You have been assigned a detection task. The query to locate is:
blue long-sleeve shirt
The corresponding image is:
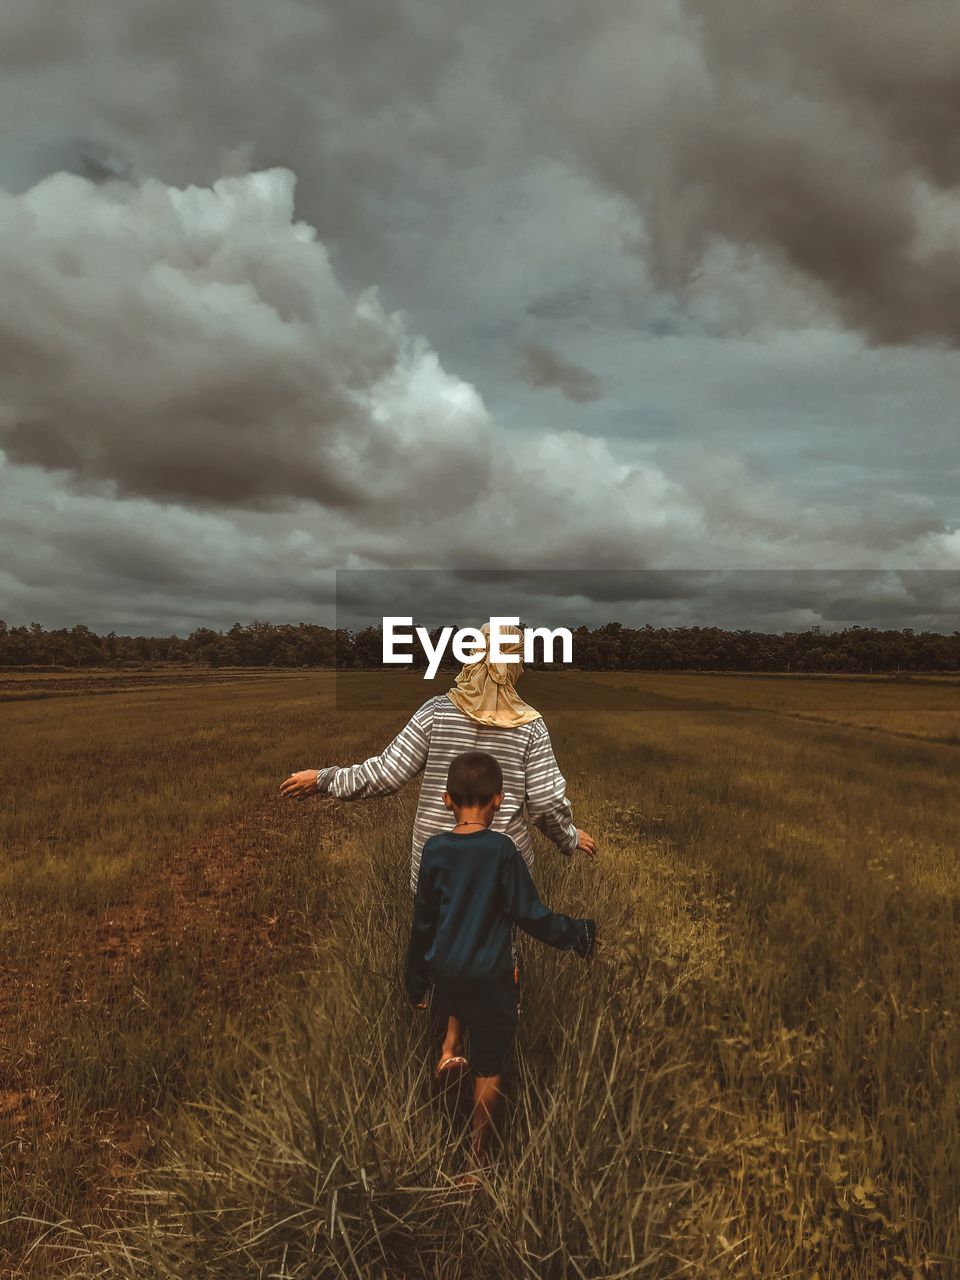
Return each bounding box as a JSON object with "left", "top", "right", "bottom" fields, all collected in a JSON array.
[{"left": 405, "top": 828, "right": 595, "bottom": 1004}]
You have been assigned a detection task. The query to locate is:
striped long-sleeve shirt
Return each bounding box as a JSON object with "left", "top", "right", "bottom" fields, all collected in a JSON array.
[{"left": 316, "top": 694, "right": 579, "bottom": 890}]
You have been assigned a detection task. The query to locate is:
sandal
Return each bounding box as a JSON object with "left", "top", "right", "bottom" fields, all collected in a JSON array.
[{"left": 435, "top": 1054, "right": 470, "bottom": 1085}]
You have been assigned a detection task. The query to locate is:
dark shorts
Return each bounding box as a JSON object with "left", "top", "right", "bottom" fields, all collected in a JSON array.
[{"left": 433, "top": 977, "right": 519, "bottom": 1078}]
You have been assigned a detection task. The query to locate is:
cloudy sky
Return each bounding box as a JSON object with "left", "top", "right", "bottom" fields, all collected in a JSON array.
[{"left": 1, "top": 0, "right": 959, "bottom": 634}]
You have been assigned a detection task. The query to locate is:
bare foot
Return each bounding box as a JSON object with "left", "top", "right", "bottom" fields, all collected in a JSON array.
[{"left": 456, "top": 1159, "right": 492, "bottom": 1190}]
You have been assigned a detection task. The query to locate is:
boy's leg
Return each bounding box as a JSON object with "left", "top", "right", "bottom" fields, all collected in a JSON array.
[
  {"left": 457, "top": 1002, "right": 514, "bottom": 1182},
  {"left": 440, "top": 1015, "right": 464, "bottom": 1062},
  {"left": 469, "top": 1074, "right": 502, "bottom": 1164},
  {"left": 432, "top": 988, "right": 468, "bottom": 1084}
]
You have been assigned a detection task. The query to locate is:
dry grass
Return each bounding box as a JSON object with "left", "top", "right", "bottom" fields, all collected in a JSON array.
[
  {"left": 2, "top": 670, "right": 959, "bottom": 1277},
  {"left": 578, "top": 670, "right": 960, "bottom": 744}
]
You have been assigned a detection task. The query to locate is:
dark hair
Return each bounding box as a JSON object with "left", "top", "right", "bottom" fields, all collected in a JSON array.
[{"left": 446, "top": 751, "right": 503, "bottom": 807}]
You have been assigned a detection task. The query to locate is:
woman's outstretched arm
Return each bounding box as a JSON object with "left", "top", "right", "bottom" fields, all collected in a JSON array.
[
  {"left": 524, "top": 720, "right": 596, "bottom": 856},
  {"left": 280, "top": 698, "right": 436, "bottom": 801}
]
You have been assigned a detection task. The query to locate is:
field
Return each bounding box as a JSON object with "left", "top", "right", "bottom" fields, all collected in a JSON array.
[{"left": 2, "top": 668, "right": 959, "bottom": 1278}]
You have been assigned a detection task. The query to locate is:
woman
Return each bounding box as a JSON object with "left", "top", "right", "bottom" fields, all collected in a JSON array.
[{"left": 279, "top": 623, "right": 597, "bottom": 890}]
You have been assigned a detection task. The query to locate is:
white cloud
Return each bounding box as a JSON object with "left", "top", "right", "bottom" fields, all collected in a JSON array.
[{"left": 0, "top": 168, "right": 490, "bottom": 515}]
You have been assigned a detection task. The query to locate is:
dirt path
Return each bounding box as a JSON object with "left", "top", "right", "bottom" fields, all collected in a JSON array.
[{"left": 0, "top": 801, "right": 335, "bottom": 1277}]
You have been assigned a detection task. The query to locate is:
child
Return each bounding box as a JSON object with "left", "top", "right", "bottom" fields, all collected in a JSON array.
[{"left": 405, "top": 750, "right": 598, "bottom": 1183}]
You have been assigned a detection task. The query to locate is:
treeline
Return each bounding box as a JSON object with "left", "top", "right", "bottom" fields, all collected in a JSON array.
[
  {"left": 0, "top": 621, "right": 337, "bottom": 669},
  {"left": 2, "top": 618, "right": 959, "bottom": 673}
]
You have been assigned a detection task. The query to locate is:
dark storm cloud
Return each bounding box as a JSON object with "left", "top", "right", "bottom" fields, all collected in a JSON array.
[
  {"left": 335, "top": 569, "right": 701, "bottom": 630},
  {"left": 4, "top": 0, "right": 960, "bottom": 348},
  {"left": 444, "top": 569, "right": 708, "bottom": 605},
  {"left": 0, "top": 0, "right": 957, "bottom": 636},
  {"left": 4, "top": 454, "right": 959, "bottom": 634},
  {"left": 517, "top": 343, "right": 602, "bottom": 403},
  {"left": 333, "top": 569, "right": 960, "bottom": 635},
  {"left": 0, "top": 464, "right": 341, "bottom": 633},
  {"left": 546, "top": 0, "right": 960, "bottom": 346},
  {"left": 690, "top": 1, "right": 960, "bottom": 187}
]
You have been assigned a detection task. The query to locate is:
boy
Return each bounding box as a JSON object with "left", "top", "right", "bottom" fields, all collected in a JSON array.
[{"left": 405, "top": 751, "right": 597, "bottom": 1182}]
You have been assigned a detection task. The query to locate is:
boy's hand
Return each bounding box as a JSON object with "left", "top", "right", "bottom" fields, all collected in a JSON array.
[
  {"left": 576, "top": 828, "right": 597, "bottom": 857},
  {"left": 280, "top": 770, "right": 320, "bottom": 800},
  {"left": 414, "top": 998, "right": 429, "bottom": 1010}
]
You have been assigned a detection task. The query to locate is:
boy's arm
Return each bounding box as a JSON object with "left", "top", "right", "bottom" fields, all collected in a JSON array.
[
  {"left": 523, "top": 722, "right": 580, "bottom": 855},
  {"left": 500, "top": 842, "right": 596, "bottom": 957},
  {"left": 404, "top": 858, "right": 437, "bottom": 1004},
  {"left": 315, "top": 699, "right": 435, "bottom": 800}
]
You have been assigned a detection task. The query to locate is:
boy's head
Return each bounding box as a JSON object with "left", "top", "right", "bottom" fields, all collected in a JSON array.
[{"left": 443, "top": 751, "right": 503, "bottom": 822}]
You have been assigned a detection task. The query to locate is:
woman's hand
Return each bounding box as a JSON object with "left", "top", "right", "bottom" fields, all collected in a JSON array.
[
  {"left": 576, "top": 828, "right": 597, "bottom": 857},
  {"left": 279, "top": 770, "right": 320, "bottom": 800}
]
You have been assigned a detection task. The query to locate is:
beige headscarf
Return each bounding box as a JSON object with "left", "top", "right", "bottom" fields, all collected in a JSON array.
[{"left": 446, "top": 622, "right": 542, "bottom": 728}]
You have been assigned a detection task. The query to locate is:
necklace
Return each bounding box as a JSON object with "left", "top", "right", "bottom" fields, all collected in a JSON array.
[{"left": 453, "top": 821, "right": 487, "bottom": 830}]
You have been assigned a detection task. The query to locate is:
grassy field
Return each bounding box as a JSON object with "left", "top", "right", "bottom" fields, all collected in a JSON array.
[
  {"left": 2, "top": 669, "right": 959, "bottom": 1277},
  {"left": 578, "top": 671, "right": 960, "bottom": 745}
]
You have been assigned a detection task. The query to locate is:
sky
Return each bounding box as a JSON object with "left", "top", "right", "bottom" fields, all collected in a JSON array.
[{"left": 1, "top": 0, "right": 959, "bottom": 635}]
